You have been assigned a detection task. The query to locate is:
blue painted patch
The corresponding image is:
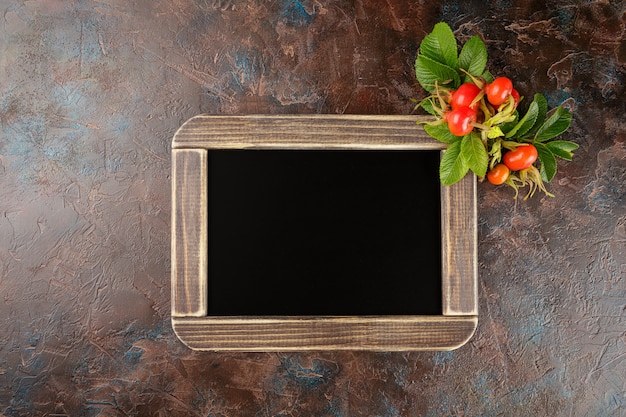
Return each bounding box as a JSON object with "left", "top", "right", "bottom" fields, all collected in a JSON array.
[
  {"left": 42, "top": 139, "right": 73, "bottom": 163},
  {"left": 44, "top": 17, "right": 103, "bottom": 68},
  {"left": 380, "top": 395, "right": 403, "bottom": 417},
  {"left": 145, "top": 322, "right": 170, "bottom": 341},
  {"left": 499, "top": 371, "right": 574, "bottom": 413},
  {"left": 474, "top": 370, "right": 495, "bottom": 395},
  {"left": 24, "top": 331, "right": 41, "bottom": 346},
  {"left": 497, "top": 0, "right": 513, "bottom": 9},
  {"left": 281, "top": 0, "right": 314, "bottom": 26},
  {"left": 122, "top": 319, "right": 169, "bottom": 341},
  {"left": 0, "top": 113, "right": 46, "bottom": 184},
  {"left": 7, "top": 376, "right": 35, "bottom": 414},
  {"left": 79, "top": 19, "right": 104, "bottom": 65},
  {"left": 433, "top": 350, "right": 454, "bottom": 367},
  {"left": 26, "top": 354, "right": 48, "bottom": 373},
  {"left": 394, "top": 369, "right": 409, "bottom": 389},
  {"left": 2, "top": 115, "right": 47, "bottom": 152},
  {"left": 51, "top": 81, "right": 94, "bottom": 121},
  {"left": 439, "top": 1, "right": 460, "bottom": 23},
  {"left": 83, "top": 404, "right": 105, "bottom": 417},
  {"left": 277, "top": 356, "right": 338, "bottom": 389},
  {"left": 592, "top": 60, "right": 623, "bottom": 101},
  {"left": 123, "top": 346, "right": 144, "bottom": 363},
  {"left": 556, "top": 7, "right": 576, "bottom": 31},
  {"left": 228, "top": 50, "right": 264, "bottom": 93},
  {"left": 234, "top": 53, "right": 259, "bottom": 83},
  {"left": 110, "top": 113, "right": 131, "bottom": 134},
  {"left": 541, "top": 89, "right": 573, "bottom": 109},
  {"left": 422, "top": 390, "right": 459, "bottom": 417},
  {"left": 327, "top": 396, "right": 343, "bottom": 417}
]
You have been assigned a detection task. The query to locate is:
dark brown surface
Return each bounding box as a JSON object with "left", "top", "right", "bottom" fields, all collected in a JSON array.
[{"left": 1, "top": 0, "right": 625, "bottom": 415}]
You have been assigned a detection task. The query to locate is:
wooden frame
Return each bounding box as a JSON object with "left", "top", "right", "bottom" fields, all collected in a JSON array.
[{"left": 171, "top": 115, "right": 477, "bottom": 351}]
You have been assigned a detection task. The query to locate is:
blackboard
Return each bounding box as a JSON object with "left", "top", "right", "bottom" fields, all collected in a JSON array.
[
  {"left": 171, "top": 115, "right": 478, "bottom": 351},
  {"left": 207, "top": 149, "right": 442, "bottom": 316}
]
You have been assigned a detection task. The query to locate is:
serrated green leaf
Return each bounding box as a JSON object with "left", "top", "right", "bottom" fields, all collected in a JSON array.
[
  {"left": 534, "top": 106, "right": 572, "bottom": 142},
  {"left": 458, "top": 35, "right": 487, "bottom": 77},
  {"left": 461, "top": 132, "right": 488, "bottom": 177},
  {"left": 545, "top": 140, "right": 579, "bottom": 160},
  {"left": 525, "top": 94, "right": 548, "bottom": 137},
  {"left": 424, "top": 123, "right": 461, "bottom": 143},
  {"left": 440, "top": 140, "right": 469, "bottom": 186},
  {"left": 535, "top": 142, "right": 557, "bottom": 182},
  {"left": 419, "top": 22, "right": 458, "bottom": 69},
  {"left": 415, "top": 54, "right": 461, "bottom": 92},
  {"left": 506, "top": 101, "right": 538, "bottom": 138}
]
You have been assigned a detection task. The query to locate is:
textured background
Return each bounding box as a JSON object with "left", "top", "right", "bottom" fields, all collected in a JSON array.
[{"left": 1, "top": 0, "right": 625, "bottom": 416}]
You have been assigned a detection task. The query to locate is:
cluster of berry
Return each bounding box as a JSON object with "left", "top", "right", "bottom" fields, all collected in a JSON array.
[{"left": 414, "top": 22, "right": 576, "bottom": 199}]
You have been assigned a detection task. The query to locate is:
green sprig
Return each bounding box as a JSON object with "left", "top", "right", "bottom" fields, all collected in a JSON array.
[{"left": 414, "top": 22, "right": 578, "bottom": 197}]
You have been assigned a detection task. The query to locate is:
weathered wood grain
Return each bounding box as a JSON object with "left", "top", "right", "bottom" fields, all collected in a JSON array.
[
  {"left": 172, "top": 149, "right": 208, "bottom": 317},
  {"left": 172, "top": 114, "right": 446, "bottom": 150},
  {"left": 171, "top": 114, "right": 477, "bottom": 351},
  {"left": 172, "top": 316, "right": 478, "bottom": 352},
  {"left": 441, "top": 172, "right": 478, "bottom": 316}
]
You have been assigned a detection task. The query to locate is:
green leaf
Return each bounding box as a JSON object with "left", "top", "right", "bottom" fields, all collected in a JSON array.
[
  {"left": 461, "top": 132, "right": 488, "bottom": 177},
  {"left": 424, "top": 123, "right": 461, "bottom": 143},
  {"left": 458, "top": 35, "right": 487, "bottom": 77},
  {"left": 421, "top": 97, "right": 439, "bottom": 115},
  {"left": 415, "top": 55, "right": 461, "bottom": 92},
  {"left": 545, "top": 140, "right": 579, "bottom": 160},
  {"left": 535, "top": 142, "right": 557, "bottom": 182},
  {"left": 481, "top": 69, "right": 494, "bottom": 84},
  {"left": 419, "top": 22, "right": 458, "bottom": 69},
  {"left": 525, "top": 94, "right": 548, "bottom": 137},
  {"left": 505, "top": 100, "right": 538, "bottom": 138},
  {"left": 534, "top": 106, "right": 572, "bottom": 142},
  {"left": 440, "top": 140, "right": 469, "bottom": 186}
]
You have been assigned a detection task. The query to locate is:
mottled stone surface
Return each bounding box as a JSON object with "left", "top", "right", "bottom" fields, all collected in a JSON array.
[{"left": 0, "top": 0, "right": 625, "bottom": 416}]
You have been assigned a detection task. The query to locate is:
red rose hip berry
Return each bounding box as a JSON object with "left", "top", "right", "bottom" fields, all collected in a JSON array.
[
  {"left": 487, "top": 164, "right": 510, "bottom": 185},
  {"left": 450, "top": 82, "right": 482, "bottom": 111},
  {"left": 503, "top": 144, "right": 538, "bottom": 171},
  {"left": 446, "top": 106, "right": 477, "bottom": 136},
  {"left": 511, "top": 88, "right": 520, "bottom": 106},
  {"left": 485, "top": 77, "right": 513, "bottom": 106}
]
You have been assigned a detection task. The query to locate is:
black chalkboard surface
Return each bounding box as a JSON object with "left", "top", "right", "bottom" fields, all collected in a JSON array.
[{"left": 207, "top": 150, "right": 442, "bottom": 316}]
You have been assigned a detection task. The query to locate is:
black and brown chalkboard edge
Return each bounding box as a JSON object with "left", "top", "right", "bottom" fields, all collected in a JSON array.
[{"left": 171, "top": 115, "right": 477, "bottom": 351}]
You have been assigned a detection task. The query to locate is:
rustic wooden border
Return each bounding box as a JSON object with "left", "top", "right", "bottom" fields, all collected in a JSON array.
[{"left": 172, "top": 115, "right": 477, "bottom": 351}]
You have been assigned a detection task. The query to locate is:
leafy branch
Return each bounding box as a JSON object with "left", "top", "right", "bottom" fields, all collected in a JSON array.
[{"left": 414, "top": 22, "right": 578, "bottom": 199}]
